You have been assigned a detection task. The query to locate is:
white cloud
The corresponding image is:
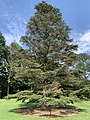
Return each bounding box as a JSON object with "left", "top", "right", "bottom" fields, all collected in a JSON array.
[
  {"left": 3, "top": 16, "right": 26, "bottom": 45},
  {"left": 0, "top": 0, "right": 28, "bottom": 45},
  {"left": 71, "top": 30, "right": 90, "bottom": 54},
  {"left": 4, "top": 33, "right": 21, "bottom": 45},
  {"left": 4, "top": 33, "right": 15, "bottom": 45}
]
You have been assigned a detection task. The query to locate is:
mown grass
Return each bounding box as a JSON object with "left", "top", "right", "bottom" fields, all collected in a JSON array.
[{"left": 0, "top": 99, "right": 90, "bottom": 120}]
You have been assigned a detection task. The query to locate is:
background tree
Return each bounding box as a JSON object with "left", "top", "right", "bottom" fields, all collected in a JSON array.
[
  {"left": 7, "top": 42, "right": 42, "bottom": 95},
  {"left": 74, "top": 53, "right": 90, "bottom": 80},
  {"left": 0, "top": 33, "right": 8, "bottom": 98}
]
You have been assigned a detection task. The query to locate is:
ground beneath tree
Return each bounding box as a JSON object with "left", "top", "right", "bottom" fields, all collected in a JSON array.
[{"left": 16, "top": 107, "right": 80, "bottom": 118}]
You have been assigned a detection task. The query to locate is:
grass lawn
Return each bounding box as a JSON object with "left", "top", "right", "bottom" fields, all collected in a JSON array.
[{"left": 0, "top": 99, "right": 90, "bottom": 120}]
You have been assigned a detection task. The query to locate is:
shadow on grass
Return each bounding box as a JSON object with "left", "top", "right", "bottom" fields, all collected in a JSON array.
[{"left": 8, "top": 102, "right": 87, "bottom": 118}]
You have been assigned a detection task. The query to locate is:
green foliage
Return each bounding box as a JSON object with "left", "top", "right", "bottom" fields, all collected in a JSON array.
[
  {"left": 17, "top": 1, "right": 79, "bottom": 107},
  {"left": 8, "top": 90, "right": 79, "bottom": 109},
  {"left": 75, "top": 53, "right": 90, "bottom": 80},
  {"left": 75, "top": 87, "right": 90, "bottom": 100},
  {"left": 21, "top": 1, "right": 78, "bottom": 69},
  {"left": 6, "top": 1, "right": 90, "bottom": 109},
  {"left": 0, "top": 33, "right": 9, "bottom": 98},
  {"left": 0, "top": 32, "right": 6, "bottom": 75}
]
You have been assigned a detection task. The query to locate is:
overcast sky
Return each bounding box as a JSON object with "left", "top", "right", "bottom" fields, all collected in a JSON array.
[{"left": 0, "top": 0, "right": 90, "bottom": 54}]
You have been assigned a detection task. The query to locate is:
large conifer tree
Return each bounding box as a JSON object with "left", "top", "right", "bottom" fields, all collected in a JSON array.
[
  {"left": 21, "top": 1, "right": 77, "bottom": 69},
  {"left": 18, "top": 1, "right": 78, "bottom": 108}
]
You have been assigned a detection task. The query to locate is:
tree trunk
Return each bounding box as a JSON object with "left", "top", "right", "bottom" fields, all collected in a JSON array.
[
  {"left": 43, "top": 87, "right": 47, "bottom": 98},
  {"left": 7, "top": 76, "right": 10, "bottom": 97}
]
